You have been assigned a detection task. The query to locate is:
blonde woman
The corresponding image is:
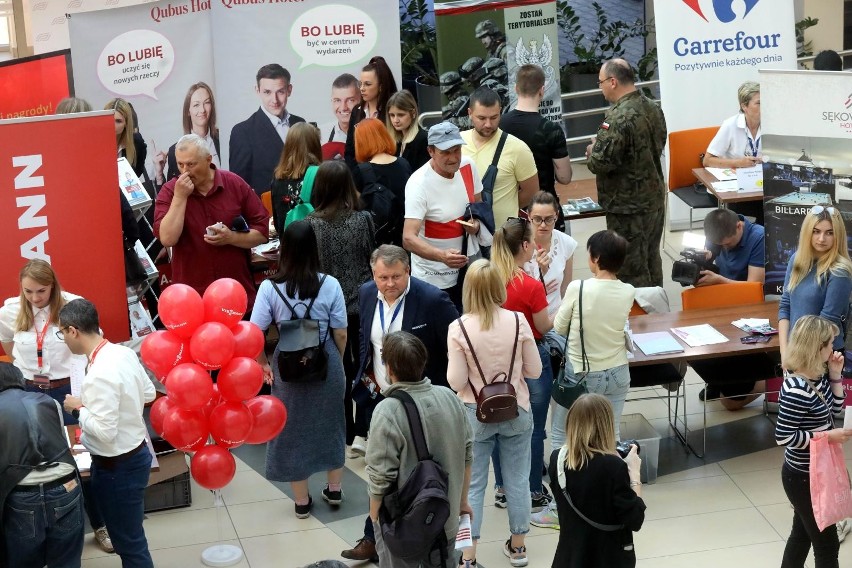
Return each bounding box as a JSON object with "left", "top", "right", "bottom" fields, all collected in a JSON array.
[
  {"left": 269, "top": 122, "right": 322, "bottom": 234},
  {"left": 105, "top": 98, "right": 147, "bottom": 178},
  {"left": 776, "top": 316, "right": 851, "bottom": 567},
  {"left": 447, "top": 259, "right": 542, "bottom": 567},
  {"left": 386, "top": 90, "right": 429, "bottom": 171},
  {"left": 549, "top": 393, "right": 645, "bottom": 567},
  {"left": 779, "top": 204, "right": 852, "bottom": 362}
]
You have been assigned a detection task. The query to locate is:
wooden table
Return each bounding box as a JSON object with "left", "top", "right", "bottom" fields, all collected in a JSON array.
[
  {"left": 628, "top": 301, "right": 779, "bottom": 456},
  {"left": 555, "top": 178, "right": 606, "bottom": 220},
  {"left": 693, "top": 167, "right": 764, "bottom": 205}
]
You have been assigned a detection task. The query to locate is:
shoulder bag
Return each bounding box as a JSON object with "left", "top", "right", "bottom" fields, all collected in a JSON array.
[
  {"left": 552, "top": 280, "right": 589, "bottom": 409},
  {"left": 556, "top": 445, "right": 624, "bottom": 531},
  {"left": 457, "top": 312, "right": 520, "bottom": 423}
]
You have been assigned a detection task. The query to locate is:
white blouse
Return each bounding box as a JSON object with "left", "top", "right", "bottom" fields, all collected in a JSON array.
[{"left": 523, "top": 230, "right": 578, "bottom": 315}]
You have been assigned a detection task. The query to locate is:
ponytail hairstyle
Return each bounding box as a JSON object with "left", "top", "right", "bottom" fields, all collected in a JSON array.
[{"left": 491, "top": 217, "right": 533, "bottom": 285}]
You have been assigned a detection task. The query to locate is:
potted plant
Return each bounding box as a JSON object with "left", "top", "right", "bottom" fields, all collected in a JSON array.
[{"left": 399, "top": 0, "right": 441, "bottom": 112}]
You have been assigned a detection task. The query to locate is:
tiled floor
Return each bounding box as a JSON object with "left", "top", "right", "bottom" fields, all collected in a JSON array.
[{"left": 81, "top": 171, "right": 852, "bottom": 567}]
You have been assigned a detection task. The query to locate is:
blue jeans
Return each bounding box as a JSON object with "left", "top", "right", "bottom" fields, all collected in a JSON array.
[
  {"left": 492, "top": 342, "right": 552, "bottom": 494},
  {"left": 466, "top": 404, "right": 532, "bottom": 540},
  {"left": 551, "top": 361, "right": 631, "bottom": 450},
  {"left": 90, "top": 446, "right": 154, "bottom": 567},
  {"left": 3, "top": 475, "right": 84, "bottom": 568}
]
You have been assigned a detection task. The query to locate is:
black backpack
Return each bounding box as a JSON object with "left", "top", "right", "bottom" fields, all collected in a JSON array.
[
  {"left": 379, "top": 389, "right": 451, "bottom": 563},
  {"left": 270, "top": 276, "right": 329, "bottom": 383},
  {"left": 358, "top": 162, "right": 402, "bottom": 244}
]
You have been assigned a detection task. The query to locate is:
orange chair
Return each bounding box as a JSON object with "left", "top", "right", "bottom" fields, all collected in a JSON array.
[
  {"left": 668, "top": 127, "right": 720, "bottom": 230},
  {"left": 260, "top": 191, "right": 273, "bottom": 216},
  {"left": 682, "top": 281, "right": 776, "bottom": 457}
]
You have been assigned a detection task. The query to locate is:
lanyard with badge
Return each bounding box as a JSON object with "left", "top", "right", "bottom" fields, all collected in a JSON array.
[
  {"left": 32, "top": 319, "right": 51, "bottom": 387},
  {"left": 378, "top": 298, "right": 405, "bottom": 365},
  {"left": 87, "top": 339, "right": 108, "bottom": 373},
  {"left": 746, "top": 135, "right": 760, "bottom": 157}
]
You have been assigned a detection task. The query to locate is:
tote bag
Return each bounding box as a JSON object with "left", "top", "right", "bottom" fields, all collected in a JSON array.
[{"left": 810, "top": 433, "right": 852, "bottom": 531}]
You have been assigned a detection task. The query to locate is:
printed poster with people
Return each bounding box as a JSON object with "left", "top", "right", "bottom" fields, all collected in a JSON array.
[{"left": 434, "top": 0, "right": 560, "bottom": 129}]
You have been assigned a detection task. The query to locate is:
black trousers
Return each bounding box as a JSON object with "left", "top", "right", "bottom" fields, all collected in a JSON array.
[{"left": 781, "top": 463, "right": 840, "bottom": 568}]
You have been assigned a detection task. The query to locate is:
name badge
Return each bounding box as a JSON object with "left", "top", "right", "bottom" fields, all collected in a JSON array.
[{"left": 33, "top": 373, "right": 51, "bottom": 386}]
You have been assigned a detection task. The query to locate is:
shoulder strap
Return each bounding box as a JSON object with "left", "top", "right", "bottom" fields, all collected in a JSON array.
[
  {"left": 556, "top": 446, "right": 625, "bottom": 532},
  {"left": 491, "top": 131, "right": 509, "bottom": 167},
  {"left": 388, "top": 389, "right": 431, "bottom": 461},
  {"left": 507, "top": 312, "right": 519, "bottom": 381},
  {"left": 797, "top": 375, "right": 834, "bottom": 428},
  {"left": 358, "top": 162, "right": 378, "bottom": 186},
  {"left": 301, "top": 165, "right": 319, "bottom": 202},
  {"left": 269, "top": 281, "right": 297, "bottom": 317},
  {"left": 303, "top": 275, "right": 327, "bottom": 319},
  {"left": 578, "top": 280, "right": 589, "bottom": 374},
  {"left": 457, "top": 317, "right": 485, "bottom": 396},
  {"left": 268, "top": 275, "right": 326, "bottom": 320}
]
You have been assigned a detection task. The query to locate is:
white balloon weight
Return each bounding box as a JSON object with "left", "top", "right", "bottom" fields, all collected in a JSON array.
[{"left": 201, "top": 544, "right": 243, "bottom": 567}]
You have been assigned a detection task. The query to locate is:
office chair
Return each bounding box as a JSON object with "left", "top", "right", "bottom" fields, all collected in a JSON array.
[{"left": 668, "top": 127, "right": 721, "bottom": 230}]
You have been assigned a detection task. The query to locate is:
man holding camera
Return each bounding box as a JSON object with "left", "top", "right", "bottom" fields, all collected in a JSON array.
[
  {"left": 697, "top": 208, "right": 765, "bottom": 287},
  {"left": 692, "top": 208, "right": 767, "bottom": 409}
]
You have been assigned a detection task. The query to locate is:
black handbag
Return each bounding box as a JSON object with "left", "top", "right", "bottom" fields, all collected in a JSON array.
[{"left": 552, "top": 280, "right": 589, "bottom": 409}]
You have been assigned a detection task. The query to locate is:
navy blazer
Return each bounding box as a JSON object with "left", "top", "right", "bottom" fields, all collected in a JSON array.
[
  {"left": 228, "top": 108, "right": 305, "bottom": 195},
  {"left": 356, "top": 276, "right": 459, "bottom": 389}
]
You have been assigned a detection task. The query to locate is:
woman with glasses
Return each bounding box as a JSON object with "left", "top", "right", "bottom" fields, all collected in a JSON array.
[
  {"left": 776, "top": 315, "right": 851, "bottom": 568},
  {"left": 0, "top": 260, "right": 115, "bottom": 553},
  {"left": 491, "top": 217, "right": 554, "bottom": 516},
  {"left": 523, "top": 192, "right": 578, "bottom": 316},
  {"left": 447, "top": 259, "right": 542, "bottom": 568}
]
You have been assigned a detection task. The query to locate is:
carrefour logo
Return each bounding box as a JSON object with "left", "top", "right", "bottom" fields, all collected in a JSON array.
[{"left": 683, "top": 0, "right": 760, "bottom": 23}]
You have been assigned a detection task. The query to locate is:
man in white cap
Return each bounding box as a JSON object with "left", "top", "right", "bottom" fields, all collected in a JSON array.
[{"left": 402, "top": 122, "right": 492, "bottom": 311}]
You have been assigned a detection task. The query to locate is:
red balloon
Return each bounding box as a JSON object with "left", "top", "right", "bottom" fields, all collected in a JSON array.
[
  {"left": 190, "top": 322, "right": 236, "bottom": 370},
  {"left": 191, "top": 445, "right": 236, "bottom": 490},
  {"left": 218, "top": 357, "right": 264, "bottom": 402},
  {"left": 149, "top": 396, "right": 174, "bottom": 438},
  {"left": 232, "top": 321, "right": 265, "bottom": 359},
  {"left": 209, "top": 401, "right": 253, "bottom": 449},
  {"left": 159, "top": 284, "right": 205, "bottom": 339},
  {"left": 202, "top": 384, "right": 222, "bottom": 419},
  {"left": 166, "top": 363, "right": 214, "bottom": 410},
  {"left": 162, "top": 407, "right": 209, "bottom": 452},
  {"left": 203, "top": 278, "right": 248, "bottom": 328},
  {"left": 140, "top": 331, "right": 188, "bottom": 381},
  {"left": 244, "top": 395, "right": 287, "bottom": 444}
]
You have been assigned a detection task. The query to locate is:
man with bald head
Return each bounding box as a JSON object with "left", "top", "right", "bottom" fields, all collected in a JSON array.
[
  {"left": 585, "top": 59, "right": 667, "bottom": 287},
  {"left": 154, "top": 133, "right": 269, "bottom": 306}
]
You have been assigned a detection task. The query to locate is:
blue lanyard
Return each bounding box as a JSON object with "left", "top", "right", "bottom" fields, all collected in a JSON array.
[
  {"left": 746, "top": 136, "right": 760, "bottom": 157},
  {"left": 379, "top": 297, "right": 405, "bottom": 335}
]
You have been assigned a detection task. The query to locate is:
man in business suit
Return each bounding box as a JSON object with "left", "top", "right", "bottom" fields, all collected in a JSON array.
[
  {"left": 341, "top": 244, "right": 459, "bottom": 563},
  {"left": 229, "top": 64, "right": 306, "bottom": 195}
]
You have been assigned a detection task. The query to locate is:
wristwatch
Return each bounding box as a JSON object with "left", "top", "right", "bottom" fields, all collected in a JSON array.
[{"left": 71, "top": 407, "right": 81, "bottom": 420}]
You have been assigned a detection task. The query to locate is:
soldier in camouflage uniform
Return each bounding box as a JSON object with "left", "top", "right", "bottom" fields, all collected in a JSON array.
[
  {"left": 586, "top": 59, "right": 667, "bottom": 287},
  {"left": 458, "top": 57, "right": 487, "bottom": 91},
  {"left": 441, "top": 71, "right": 471, "bottom": 130},
  {"left": 475, "top": 20, "right": 509, "bottom": 61}
]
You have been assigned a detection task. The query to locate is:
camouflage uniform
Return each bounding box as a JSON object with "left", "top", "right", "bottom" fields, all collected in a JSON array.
[{"left": 587, "top": 90, "right": 667, "bottom": 287}]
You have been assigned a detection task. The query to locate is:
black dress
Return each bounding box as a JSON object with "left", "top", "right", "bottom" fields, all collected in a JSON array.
[
  {"left": 270, "top": 176, "right": 305, "bottom": 235},
  {"left": 397, "top": 128, "right": 429, "bottom": 172},
  {"left": 352, "top": 158, "right": 412, "bottom": 247},
  {"left": 549, "top": 449, "right": 646, "bottom": 568}
]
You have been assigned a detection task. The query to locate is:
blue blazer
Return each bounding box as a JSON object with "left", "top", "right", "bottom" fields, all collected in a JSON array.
[
  {"left": 356, "top": 276, "right": 459, "bottom": 389},
  {"left": 228, "top": 108, "right": 305, "bottom": 195}
]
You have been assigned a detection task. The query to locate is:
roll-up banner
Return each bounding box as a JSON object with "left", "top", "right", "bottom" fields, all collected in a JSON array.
[
  {"left": 0, "top": 50, "right": 73, "bottom": 120},
  {"left": 434, "top": 0, "right": 560, "bottom": 129},
  {"left": 0, "top": 112, "right": 129, "bottom": 341}
]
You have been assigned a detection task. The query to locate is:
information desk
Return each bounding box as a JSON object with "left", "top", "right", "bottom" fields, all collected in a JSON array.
[
  {"left": 628, "top": 301, "right": 779, "bottom": 457},
  {"left": 692, "top": 167, "right": 764, "bottom": 206}
]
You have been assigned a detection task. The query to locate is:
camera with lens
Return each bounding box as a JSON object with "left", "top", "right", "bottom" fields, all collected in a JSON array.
[
  {"left": 616, "top": 439, "right": 640, "bottom": 458},
  {"left": 671, "top": 248, "right": 720, "bottom": 287}
]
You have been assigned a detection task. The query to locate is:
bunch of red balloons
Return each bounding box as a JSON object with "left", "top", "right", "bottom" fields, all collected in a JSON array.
[{"left": 141, "top": 278, "right": 286, "bottom": 490}]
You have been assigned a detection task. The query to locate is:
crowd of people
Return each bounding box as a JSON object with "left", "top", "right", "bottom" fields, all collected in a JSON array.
[{"left": 2, "top": 49, "right": 852, "bottom": 568}]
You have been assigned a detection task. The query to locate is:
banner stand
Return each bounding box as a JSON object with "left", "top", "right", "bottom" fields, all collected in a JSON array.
[{"left": 201, "top": 489, "right": 243, "bottom": 567}]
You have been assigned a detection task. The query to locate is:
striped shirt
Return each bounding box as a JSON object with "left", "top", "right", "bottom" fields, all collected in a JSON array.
[{"left": 775, "top": 375, "right": 845, "bottom": 473}]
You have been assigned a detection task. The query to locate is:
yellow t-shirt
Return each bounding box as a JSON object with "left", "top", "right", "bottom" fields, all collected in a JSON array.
[{"left": 461, "top": 128, "right": 537, "bottom": 229}]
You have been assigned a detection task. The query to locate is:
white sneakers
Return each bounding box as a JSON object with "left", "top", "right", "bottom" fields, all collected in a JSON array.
[
  {"left": 838, "top": 518, "right": 851, "bottom": 543},
  {"left": 347, "top": 436, "right": 367, "bottom": 459}
]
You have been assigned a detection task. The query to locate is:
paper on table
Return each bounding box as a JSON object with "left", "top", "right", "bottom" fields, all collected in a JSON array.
[
  {"left": 670, "top": 324, "right": 729, "bottom": 347},
  {"left": 631, "top": 332, "right": 684, "bottom": 356},
  {"left": 69, "top": 356, "right": 86, "bottom": 396},
  {"left": 736, "top": 164, "right": 763, "bottom": 192},
  {"left": 732, "top": 318, "right": 770, "bottom": 332},
  {"left": 712, "top": 180, "right": 739, "bottom": 192},
  {"left": 456, "top": 514, "right": 473, "bottom": 549},
  {"left": 705, "top": 167, "right": 737, "bottom": 181}
]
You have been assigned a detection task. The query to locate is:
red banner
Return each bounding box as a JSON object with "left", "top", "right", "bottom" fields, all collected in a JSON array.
[
  {"left": 0, "top": 50, "right": 72, "bottom": 120},
  {"left": 0, "top": 112, "right": 129, "bottom": 342}
]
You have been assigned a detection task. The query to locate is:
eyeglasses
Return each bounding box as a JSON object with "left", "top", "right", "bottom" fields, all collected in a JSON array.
[
  {"left": 810, "top": 205, "right": 837, "bottom": 217},
  {"left": 597, "top": 76, "right": 613, "bottom": 86},
  {"left": 507, "top": 216, "right": 530, "bottom": 228},
  {"left": 54, "top": 326, "right": 70, "bottom": 340},
  {"left": 530, "top": 215, "right": 557, "bottom": 226}
]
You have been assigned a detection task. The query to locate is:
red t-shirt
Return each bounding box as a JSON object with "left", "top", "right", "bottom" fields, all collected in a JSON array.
[{"left": 504, "top": 272, "right": 548, "bottom": 339}]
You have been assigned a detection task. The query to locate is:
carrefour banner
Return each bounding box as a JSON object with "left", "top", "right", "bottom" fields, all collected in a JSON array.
[
  {"left": 69, "top": 1, "right": 215, "bottom": 183},
  {"left": 210, "top": 0, "right": 401, "bottom": 174},
  {"left": 435, "top": 0, "right": 560, "bottom": 128},
  {"left": 655, "top": 0, "right": 797, "bottom": 132},
  {"left": 760, "top": 69, "right": 852, "bottom": 296}
]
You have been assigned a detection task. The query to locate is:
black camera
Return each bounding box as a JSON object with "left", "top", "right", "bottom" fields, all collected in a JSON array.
[
  {"left": 616, "top": 439, "right": 640, "bottom": 458},
  {"left": 671, "top": 248, "right": 720, "bottom": 287}
]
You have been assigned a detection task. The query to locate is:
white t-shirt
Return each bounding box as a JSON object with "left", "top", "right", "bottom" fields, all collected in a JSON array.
[
  {"left": 523, "top": 230, "right": 578, "bottom": 315},
  {"left": 405, "top": 157, "right": 489, "bottom": 289},
  {"left": 706, "top": 113, "right": 762, "bottom": 159}
]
